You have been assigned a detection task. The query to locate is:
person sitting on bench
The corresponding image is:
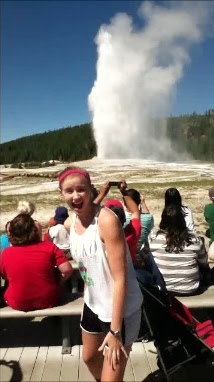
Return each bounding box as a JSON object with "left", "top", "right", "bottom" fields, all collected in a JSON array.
[
  {"left": 0, "top": 214, "right": 73, "bottom": 311},
  {"left": 149, "top": 204, "right": 209, "bottom": 296}
]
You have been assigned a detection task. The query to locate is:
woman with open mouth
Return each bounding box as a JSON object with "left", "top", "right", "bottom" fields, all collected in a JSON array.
[{"left": 59, "top": 165, "right": 143, "bottom": 382}]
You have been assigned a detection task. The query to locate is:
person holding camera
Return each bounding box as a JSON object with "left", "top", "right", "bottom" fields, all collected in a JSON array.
[
  {"left": 59, "top": 166, "right": 143, "bottom": 382},
  {"left": 124, "top": 189, "right": 154, "bottom": 252},
  {"left": 93, "top": 180, "right": 141, "bottom": 263}
]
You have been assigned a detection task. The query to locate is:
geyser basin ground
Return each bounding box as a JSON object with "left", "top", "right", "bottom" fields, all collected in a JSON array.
[{"left": 0, "top": 158, "right": 213, "bottom": 240}]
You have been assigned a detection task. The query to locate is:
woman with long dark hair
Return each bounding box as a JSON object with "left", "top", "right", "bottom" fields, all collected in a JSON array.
[
  {"left": 164, "top": 188, "right": 196, "bottom": 234},
  {"left": 149, "top": 204, "right": 208, "bottom": 295}
]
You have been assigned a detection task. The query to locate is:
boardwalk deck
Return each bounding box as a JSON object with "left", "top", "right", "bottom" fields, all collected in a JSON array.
[
  {"left": 0, "top": 315, "right": 161, "bottom": 381},
  {"left": 1, "top": 306, "right": 214, "bottom": 381},
  {"left": 0, "top": 343, "right": 159, "bottom": 382}
]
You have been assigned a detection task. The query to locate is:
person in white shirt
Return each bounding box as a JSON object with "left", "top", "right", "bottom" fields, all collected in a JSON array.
[
  {"left": 60, "top": 166, "right": 143, "bottom": 382},
  {"left": 48, "top": 206, "right": 71, "bottom": 259}
]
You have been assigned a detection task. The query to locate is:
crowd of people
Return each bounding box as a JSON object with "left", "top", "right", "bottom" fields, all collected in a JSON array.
[{"left": 0, "top": 166, "right": 213, "bottom": 382}]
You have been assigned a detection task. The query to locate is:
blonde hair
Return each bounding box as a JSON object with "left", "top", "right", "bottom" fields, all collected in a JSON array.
[{"left": 17, "top": 201, "right": 36, "bottom": 216}]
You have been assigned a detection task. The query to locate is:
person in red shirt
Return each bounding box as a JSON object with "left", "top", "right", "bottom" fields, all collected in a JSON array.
[
  {"left": 0, "top": 214, "right": 73, "bottom": 311},
  {"left": 94, "top": 180, "right": 141, "bottom": 262}
]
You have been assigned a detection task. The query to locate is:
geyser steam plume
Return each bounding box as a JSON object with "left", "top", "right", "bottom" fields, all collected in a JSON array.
[{"left": 88, "top": 1, "right": 214, "bottom": 160}]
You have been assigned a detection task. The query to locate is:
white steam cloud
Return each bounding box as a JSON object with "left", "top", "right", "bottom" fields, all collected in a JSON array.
[{"left": 88, "top": 1, "right": 214, "bottom": 160}]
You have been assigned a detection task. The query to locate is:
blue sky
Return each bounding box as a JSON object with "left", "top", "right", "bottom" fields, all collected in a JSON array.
[{"left": 1, "top": 0, "right": 214, "bottom": 143}]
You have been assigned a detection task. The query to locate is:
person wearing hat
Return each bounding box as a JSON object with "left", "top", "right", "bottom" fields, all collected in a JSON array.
[
  {"left": 47, "top": 206, "right": 71, "bottom": 259},
  {"left": 204, "top": 187, "right": 214, "bottom": 253}
]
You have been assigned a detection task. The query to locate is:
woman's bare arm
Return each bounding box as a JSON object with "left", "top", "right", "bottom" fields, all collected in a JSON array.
[
  {"left": 64, "top": 215, "right": 72, "bottom": 233},
  {"left": 119, "top": 181, "right": 140, "bottom": 220},
  {"left": 98, "top": 208, "right": 128, "bottom": 368},
  {"left": 93, "top": 181, "right": 111, "bottom": 205},
  {"left": 140, "top": 194, "right": 150, "bottom": 213}
]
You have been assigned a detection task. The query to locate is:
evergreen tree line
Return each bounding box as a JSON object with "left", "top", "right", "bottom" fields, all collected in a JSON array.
[
  {"left": 166, "top": 109, "right": 214, "bottom": 162},
  {"left": 0, "top": 124, "right": 97, "bottom": 165},
  {"left": 0, "top": 111, "right": 213, "bottom": 165}
]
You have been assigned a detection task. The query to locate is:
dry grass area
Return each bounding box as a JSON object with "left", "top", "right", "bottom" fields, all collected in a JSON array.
[{"left": 1, "top": 158, "right": 213, "bottom": 248}]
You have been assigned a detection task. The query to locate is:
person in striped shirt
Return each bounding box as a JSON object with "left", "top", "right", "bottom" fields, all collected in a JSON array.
[{"left": 149, "top": 204, "right": 208, "bottom": 296}]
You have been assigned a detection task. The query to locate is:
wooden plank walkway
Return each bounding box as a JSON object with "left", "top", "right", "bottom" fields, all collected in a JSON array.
[
  {"left": 1, "top": 306, "right": 214, "bottom": 381},
  {"left": 1, "top": 331, "right": 214, "bottom": 382},
  {"left": 0, "top": 315, "right": 162, "bottom": 381},
  {"left": 0, "top": 342, "right": 160, "bottom": 382}
]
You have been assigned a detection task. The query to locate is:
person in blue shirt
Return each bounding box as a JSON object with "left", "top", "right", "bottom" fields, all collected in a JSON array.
[
  {"left": 1, "top": 221, "right": 11, "bottom": 252},
  {"left": 124, "top": 189, "right": 154, "bottom": 253},
  {"left": 0, "top": 234, "right": 10, "bottom": 251}
]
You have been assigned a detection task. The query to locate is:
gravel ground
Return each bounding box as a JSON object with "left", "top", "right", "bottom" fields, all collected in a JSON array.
[{"left": 1, "top": 158, "right": 213, "bottom": 249}]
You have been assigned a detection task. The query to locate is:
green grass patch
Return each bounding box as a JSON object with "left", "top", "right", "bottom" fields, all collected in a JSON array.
[{"left": 0, "top": 191, "right": 61, "bottom": 213}]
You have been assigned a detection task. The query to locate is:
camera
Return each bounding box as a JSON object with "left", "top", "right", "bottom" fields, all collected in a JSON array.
[{"left": 109, "top": 181, "right": 120, "bottom": 187}]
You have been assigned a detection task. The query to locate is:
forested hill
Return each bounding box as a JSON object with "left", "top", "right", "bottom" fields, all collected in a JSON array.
[
  {"left": 0, "top": 110, "right": 214, "bottom": 165},
  {"left": 166, "top": 110, "right": 214, "bottom": 162},
  {"left": 0, "top": 123, "right": 97, "bottom": 165}
]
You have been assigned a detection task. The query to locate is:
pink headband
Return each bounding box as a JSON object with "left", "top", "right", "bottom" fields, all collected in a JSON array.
[{"left": 58, "top": 169, "right": 91, "bottom": 186}]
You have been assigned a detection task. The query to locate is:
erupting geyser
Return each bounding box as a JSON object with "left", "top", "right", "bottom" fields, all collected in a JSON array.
[{"left": 88, "top": 1, "right": 213, "bottom": 161}]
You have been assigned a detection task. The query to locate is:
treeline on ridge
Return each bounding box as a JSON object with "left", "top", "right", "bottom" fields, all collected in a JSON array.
[
  {"left": 0, "top": 110, "right": 214, "bottom": 165},
  {"left": 0, "top": 123, "right": 97, "bottom": 166},
  {"left": 166, "top": 109, "right": 214, "bottom": 162}
]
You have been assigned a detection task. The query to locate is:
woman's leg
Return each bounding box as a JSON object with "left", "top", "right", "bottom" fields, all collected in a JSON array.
[
  {"left": 101, "top": 345, "right": 131, "bottom": 382},
  {"left": 82, "top": 329, "right": 105, "bottom": 381}
]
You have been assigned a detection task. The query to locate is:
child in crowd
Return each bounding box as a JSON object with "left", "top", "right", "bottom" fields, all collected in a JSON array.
[{"left": 45, "top": 206, "right": 71, "bottom": 259}]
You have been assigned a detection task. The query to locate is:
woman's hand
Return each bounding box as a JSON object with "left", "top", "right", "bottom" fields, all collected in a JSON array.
[
  {"left": 140, "top": 193, "right": 145, "bottom": 203},
  {"left": 100, "top": 180, "right": 111, "bottom": 196},
  {"left": 118, "top": 180, "right": 127, "bottom": 194},
  {"left": 98, "top": 331, "right": 128, "bottom": 370},
  {"left": 93, "top": 181, "right": 111, "bottom": 205}
]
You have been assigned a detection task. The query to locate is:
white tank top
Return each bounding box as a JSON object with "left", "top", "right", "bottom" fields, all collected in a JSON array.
[{"left": 70, "top": 212, "right": 143, "bottom": 322}]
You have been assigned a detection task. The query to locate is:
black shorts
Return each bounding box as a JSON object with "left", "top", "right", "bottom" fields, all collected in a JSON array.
[{"left": 80, "top": 303, "right": 126, "bottom": 345}]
